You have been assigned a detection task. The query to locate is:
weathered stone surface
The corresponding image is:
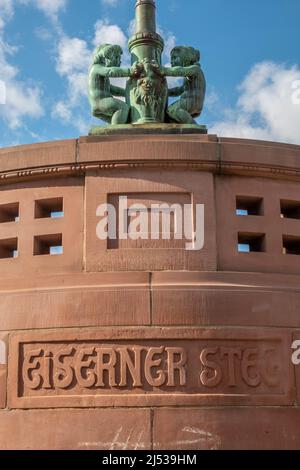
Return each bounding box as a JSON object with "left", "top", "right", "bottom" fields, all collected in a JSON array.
[
  {"left": 89, "top": 124, "right": 207, "bottom": 136},
  {"left": 0, "top": 273, "right": 150, "bottom": 330},
  {"left": 219, "top": 138, "right": 300, "bottom": 175},
  {"left": 78, "top": 134, "right": 218, "bottom": 165},
  {"left": 152, "top": 272, "right": 300, "bottom": 327},
  {"left": 0, "top": 139, "right": 76, "bottom": 173},
  {"left": 85, "top": 170, "right": 217, "bottom": 272},
  {"left": 0, "top": 409, "right": 151, "bottom": 450},
  {"left": 153, "top": 408, "right": 300, "bottom": 450},
  {"left": 0, "top": 333, "right": 7, "bottom": 409}
]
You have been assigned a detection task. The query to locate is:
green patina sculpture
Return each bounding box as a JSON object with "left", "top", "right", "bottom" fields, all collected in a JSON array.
[
  {"left": 126, "top": 58, "right": 168, "bottom": 124},
  {"left": 163, "top": 46, "right": 206, "bottom": 125},
  {"left": 88, "top": 0, "right": 207, "bottom": 132},
  {"left": 88, "top": 44, "right": 131, "bottom": 125}
]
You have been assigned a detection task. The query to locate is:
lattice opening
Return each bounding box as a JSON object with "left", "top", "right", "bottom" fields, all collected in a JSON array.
[
  {"left": 0, "top": 238, "right": 18, "bottom": 259},
  {"left": 0, "top": 202, "right": 19, "bottom": 223},
  {"left": 35, "top": 198, "right": 64, "bottom": 219},
  {"left": 34, "top": 234, "right": 63, "bottom": 256},
  {"left": 236, "top": 196, "right": 263, "bottom": 216},
  {"left": 280, "top": 200, "right": 300, "bottom": 220},
  {"left": 238, "top": 233, "right": 266, "bottom": 253},
  {"left": 283, "top": 235, "right": 300, "bottom": 255}
]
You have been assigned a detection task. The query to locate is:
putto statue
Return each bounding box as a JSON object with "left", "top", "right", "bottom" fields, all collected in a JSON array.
[
  {"left": 88, "top": 0, "right": 207, "bottom": 133},
  {"left": 89, "top": 44, "right": 131, "bottom": 125},
  {"left": 164, "top": 46, "right": 206, "bottom": 125}
]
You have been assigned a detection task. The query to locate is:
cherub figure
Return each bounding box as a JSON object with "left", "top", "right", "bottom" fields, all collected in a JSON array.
[
  {"left": 89, "top": 44, "right": 134, "bottom": 125},
  {"left": 162, "top": 46, "right": 206, "bottom": 124}
]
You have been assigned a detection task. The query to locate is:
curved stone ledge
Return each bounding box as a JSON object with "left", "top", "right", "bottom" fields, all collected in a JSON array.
[
  {"left": 0, "top": 136, "right": 299, "bottom": 184},
  {"left": 0, "top": 271, "right": 299, "bottom": 330}
]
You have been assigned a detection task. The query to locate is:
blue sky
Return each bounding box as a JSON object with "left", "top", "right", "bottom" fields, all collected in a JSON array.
[{"left": 0, "top": 0, "right": 299, "bottom": 148}]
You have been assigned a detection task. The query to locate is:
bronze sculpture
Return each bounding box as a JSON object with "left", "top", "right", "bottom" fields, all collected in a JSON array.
[
  {"left": 88, "top": 0, "right": 207, "bottom": 132},
  {"left": 88, "top": 44, "right": 131, "bottom": 125},
  {"left": 164, "top": 46, "right": 206, "bottom": 124}
]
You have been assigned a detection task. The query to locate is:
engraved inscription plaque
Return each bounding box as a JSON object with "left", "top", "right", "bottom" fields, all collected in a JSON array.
[{"left": 8, "top": 328, "right": 294, "bottom": 409}]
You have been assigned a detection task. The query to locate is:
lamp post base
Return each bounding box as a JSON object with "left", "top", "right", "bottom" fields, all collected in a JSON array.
[{"left": 89, "top": 123, "right": 208, "bottom": 136}]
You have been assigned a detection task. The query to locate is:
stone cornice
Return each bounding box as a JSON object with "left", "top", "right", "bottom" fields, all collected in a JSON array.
[{"left": 0, "top": 135, "right": 299, "bottom": 185}]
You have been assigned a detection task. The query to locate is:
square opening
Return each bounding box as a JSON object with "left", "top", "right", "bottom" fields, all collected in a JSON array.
[
  {"left": 34, "top": 234, "right": 63, "bottom": 256},
  {"left": 238, "top": 233, "right": 266, "bottom": 253},
  {"left": 280, "top": 200, "right": 300, "bottom": 220},
  {"left": 0, "top": 202, "right": 19, "bottom": 223},
  {"left": 35, "top": 198, "right": 64, "bottom": 219},
  {"left": 236, "top": 196, "right": 263, "bottom": 216},
  {"left": 0, "top": 238, "right": 18, "bottom": 259},
  {"left": 283, "top": 235, "right": 300, "bottom": 255}
]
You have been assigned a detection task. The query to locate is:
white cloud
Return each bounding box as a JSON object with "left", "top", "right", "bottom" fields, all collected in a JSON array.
[
  {"left": 1, "top": 6, "right": 179, "bottom": 134},
  {"left": 2, "top": 79, "right": 43, "bottom": 128},
  {"left": 157, "top": 26, "right": 176, "bottom": 63},
  {"left": 19, "top": 0, "right": 67, "bottom": 20},
  {"left": 210, "top": 62, "right": 300, "bottom": 145},
  {"left": 56, "top": 36, "right": 91, "bottom": 76},
  {"left": 34, "top": 26, "right": 52, "bottom": 41},
  {"left": 0, "top": 0, "right": 43, "bottom": 130},
  {"left": 52, "top": 36, "right": 91, "bottom": 132},
  {"left": 0, "top": 0, "right": 70, "bottom": 139},
  {"left": 127, "top": 18, "right": 135, "bottom": 37},
  {"left": 101, "top": 0, "right": 119, "bottom": 6},
  {"left": 205, "top": 89, "right": 219, "bottom": 111},
  {"left": 157, "top": 27, "right": 179, "bottom": 88},
  {"left": 0, "top": 0, "right": 14, "bottom": 30},
  {"left": 0, "top": 0, "right": 68, "bottom": 131},
  {"left": 93, "top": 20, "right": 127, "bottom": 49},
  {"left": 52, "top": 19, "right": 130, "bottom": 132},
  {"left": 52, "top": 101, "right": 71, "bottom": 121}
]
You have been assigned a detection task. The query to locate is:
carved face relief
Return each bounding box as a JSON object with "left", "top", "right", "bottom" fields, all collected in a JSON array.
[
  {"left": 139, "top": 77, "right": 154, "bottom": 94},
  {"left": 135, "top": 77, "right": 157, "bottom": 106}
]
